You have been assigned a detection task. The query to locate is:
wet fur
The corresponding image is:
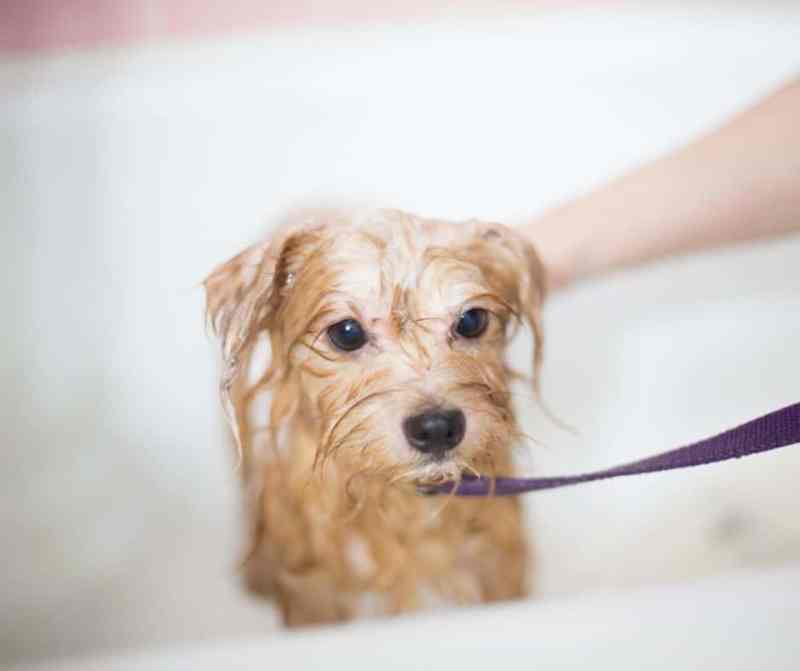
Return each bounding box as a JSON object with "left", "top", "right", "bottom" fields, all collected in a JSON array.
[{"left": 204, "top": 208, "right": 545, "bottom": 624}]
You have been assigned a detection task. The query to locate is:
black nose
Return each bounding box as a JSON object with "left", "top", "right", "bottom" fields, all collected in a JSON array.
[{"left": 403, "top": 409, "right": 466, "bottom": 456}]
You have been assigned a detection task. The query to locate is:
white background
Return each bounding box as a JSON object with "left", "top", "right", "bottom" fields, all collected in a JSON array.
[{"left": 2, "top": 2, "right": 800, "bottom": 667}]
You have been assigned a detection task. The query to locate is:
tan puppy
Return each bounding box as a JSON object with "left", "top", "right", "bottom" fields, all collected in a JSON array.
[{"left": 205, "top": 208, "right": 546, "bottom": 625}]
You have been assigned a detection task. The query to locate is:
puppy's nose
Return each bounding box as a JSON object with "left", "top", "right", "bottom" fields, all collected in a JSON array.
[{"left": 403, "top": 409, "right": 466, "bottom": 456}]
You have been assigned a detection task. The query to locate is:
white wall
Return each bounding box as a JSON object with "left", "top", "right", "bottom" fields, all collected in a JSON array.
[{"left": 2, "top": 3, "right": 799, "bottom": 666}]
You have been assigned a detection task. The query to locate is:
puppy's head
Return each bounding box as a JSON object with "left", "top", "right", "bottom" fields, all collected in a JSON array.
[{"left": 205, "top": 208, "right": 545, "bottom": 488}]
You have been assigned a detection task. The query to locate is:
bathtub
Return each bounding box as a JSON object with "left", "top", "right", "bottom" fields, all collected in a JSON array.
[{"left": 2, "top": 2, "right": 799, "bottom": 668}]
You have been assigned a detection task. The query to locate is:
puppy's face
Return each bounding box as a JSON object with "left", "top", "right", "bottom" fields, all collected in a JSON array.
[{"left": 206, "top": 209, "right": 545, "bottom": 486}]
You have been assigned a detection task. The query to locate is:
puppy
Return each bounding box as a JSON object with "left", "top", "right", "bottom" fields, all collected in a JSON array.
[{"left": 204, "top": 207, "right": 546, "bottom": 625}]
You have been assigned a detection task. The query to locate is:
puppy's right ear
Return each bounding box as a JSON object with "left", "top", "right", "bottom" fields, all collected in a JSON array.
[
  {"left": 204, "top": 238, "right": 283, "bottom": 454},
  {"left": 204, "top": 222, "right": 323, "bottom": 450},
  {"left": 205, "top": 240, "right": 275, "bottom": 373}
]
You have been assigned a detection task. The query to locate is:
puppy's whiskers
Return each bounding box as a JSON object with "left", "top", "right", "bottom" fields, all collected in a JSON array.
[{"left": 321, "top": 387, "right": 406, "bottom": 458}]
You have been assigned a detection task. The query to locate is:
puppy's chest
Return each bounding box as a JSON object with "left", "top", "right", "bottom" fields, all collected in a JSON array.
[{"left": 334, "top": 501, "right": 493, "bottom": 613}]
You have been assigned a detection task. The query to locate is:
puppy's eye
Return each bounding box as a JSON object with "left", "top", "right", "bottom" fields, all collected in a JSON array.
[
  {"left": 327, "top": 319, "right": 367, "bottom": 352},
  {"left": 454, "top": 308, "right": 489, "bottom": 339}
]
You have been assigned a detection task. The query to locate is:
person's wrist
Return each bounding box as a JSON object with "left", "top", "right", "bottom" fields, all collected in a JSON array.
[{"left": 524, "top": 208, "right": 588, "bottom": 292}]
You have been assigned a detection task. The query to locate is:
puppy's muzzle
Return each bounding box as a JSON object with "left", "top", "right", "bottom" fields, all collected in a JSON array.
[{"left": 403, "top": 408, "right": 466, "bottom": 457}]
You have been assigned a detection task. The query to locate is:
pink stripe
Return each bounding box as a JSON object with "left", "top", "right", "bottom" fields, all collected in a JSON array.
[{"left": 0, "top": 0, "right": 611, "bottom": 55}]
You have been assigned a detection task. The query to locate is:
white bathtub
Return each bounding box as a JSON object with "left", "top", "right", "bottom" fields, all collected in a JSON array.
[{"left": 2, "top": 2, "right": 799, "bottom": 668}]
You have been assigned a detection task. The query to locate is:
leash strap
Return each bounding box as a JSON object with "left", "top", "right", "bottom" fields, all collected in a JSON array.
[{"left": 432, "top": 402, "right": 800, "bottom": 496}]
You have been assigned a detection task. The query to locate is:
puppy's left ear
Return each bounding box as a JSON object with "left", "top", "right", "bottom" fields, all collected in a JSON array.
[{"left": 471, "top": 222, "right": 548, "bottom": 389}]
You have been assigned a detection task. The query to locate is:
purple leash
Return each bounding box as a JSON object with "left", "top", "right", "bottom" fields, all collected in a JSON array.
[{"left": 430, "top": 402, "right": 800, "bottom": 496}]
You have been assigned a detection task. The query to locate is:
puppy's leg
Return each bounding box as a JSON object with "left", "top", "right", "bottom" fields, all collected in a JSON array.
[
  {"left": 241, "top": 464, "right": 362, "bottom": 626},
  {"left": 245, "top": 544, "right": 353, "bottom": 625},
  {"left": 472, "top": 497, "right": 530, "bottom": 602}
]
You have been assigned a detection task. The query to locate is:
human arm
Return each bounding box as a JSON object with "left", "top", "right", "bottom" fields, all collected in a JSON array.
[{"left": 524, "top": 78, "right": 800, "bottom": 290}]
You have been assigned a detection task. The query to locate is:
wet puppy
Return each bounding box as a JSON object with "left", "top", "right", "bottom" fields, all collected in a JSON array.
[{"left": 205, "top": 208, "right": 545, "bottom": 625}]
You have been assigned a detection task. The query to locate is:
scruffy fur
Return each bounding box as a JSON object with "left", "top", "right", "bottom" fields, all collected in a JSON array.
[{"left": 204, "top": 208, "right": 546, "bottom": 625}]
